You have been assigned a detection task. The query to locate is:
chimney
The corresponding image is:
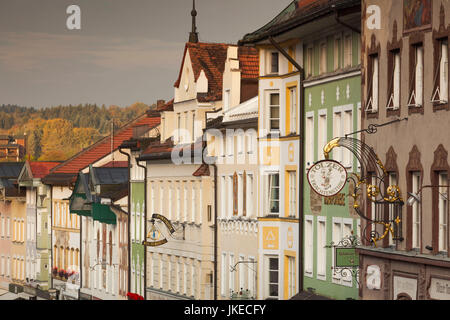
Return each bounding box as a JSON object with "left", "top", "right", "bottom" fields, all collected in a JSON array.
[{"left": 157, "top": 100, "right": 166, "bottom": 108}]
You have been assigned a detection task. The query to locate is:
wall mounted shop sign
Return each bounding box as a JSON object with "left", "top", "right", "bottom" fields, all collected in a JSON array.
[
  {"left": 307, "top": 160, "right": 347, "bottom": 197},
  {"left": 142, "top": 213, "right": 176, "bottom": 247},
  {"left": 326, "top": 233, "right": 360, "bottom": 283}
]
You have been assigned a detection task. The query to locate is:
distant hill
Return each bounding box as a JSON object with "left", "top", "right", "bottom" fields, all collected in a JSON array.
[{"left": 0, "top": 102, "right": 155, "bottom": 161}]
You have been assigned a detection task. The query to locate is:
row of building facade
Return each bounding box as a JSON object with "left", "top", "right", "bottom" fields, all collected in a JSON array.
[{"left": 0, "top": 0, "right": 449, "bottom": 300}]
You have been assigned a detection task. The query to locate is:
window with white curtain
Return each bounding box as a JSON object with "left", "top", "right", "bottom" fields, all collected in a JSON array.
[
  {"left": 289, "top": 171, "right": 297, "bottom": 217},
  {"left": 287, "top": 255, "right": 296, "bottom": 299},
  {"left": 176, "top": 183, "right": 181, "bottom": 221},
  {"left": 305, "top": 216, "right": 313, "bottom": 277},
  {"left": 438, "top": 172, "right": 448, "bottom": 252},
  {"left": 168, "top": 182, "right": 172, "bottom": 220},
  {"left": 439, "top": 40, "right": 449, "bottom": 103},
  {"left": 239, "top": 255, "right": 245, "bottom": 291},
  {"left": 238, "top": 174, "right": 243, "bottom": 216},
  {"left": 192, "top": 182, "right": 197, "bottom": 223},
  {"left": 221, "top": 253, "right": 227, "bottom": 296},
  {"left": 306, "top": 113, "right": 314, "bottom": 167},
  {"left": 246, "top": 173, "right": 254, "bottom": 218},
  {"left": 344, "top": 34, "right": 352, "bottom": 68},
  {"left": 290, "top": 87, "right": 297, "bottom": 134},
  {"left": 333, "top": 110, "right": 342, "bottom": 161},
  {"left": 268, "top": 173, "right": 280, "bottom": 215},
  {"left": 229, "top": 254, "right": 235, "bottom": 295},
  {"left": 318, "top": 112, "right": 327, "bottom": 161},
  {"left": 388, "top": 173, "right": 398, "bottom": 247},
  {"left": 317, "top": 217, "right": 327, "bottom": 280},
  {"left": 408, "top": 45, "right": 423, "bottom": 107},
  {"left": 412, "top": 172, "right": 421, "bottom": 249}
]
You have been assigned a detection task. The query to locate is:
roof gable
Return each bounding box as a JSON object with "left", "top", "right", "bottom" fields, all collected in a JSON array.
[{"left": 174, "top": 42, "right": 231, "bottom": 102}]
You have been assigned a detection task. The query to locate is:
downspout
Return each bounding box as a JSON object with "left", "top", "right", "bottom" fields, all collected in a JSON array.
[
  {"left": 136, "top": 159, "right": 147, "bottom": 300},
  {"left": 118, "top": 147, "right": 131, "bottom": 297},
  {"left": 201, "top": 125, "right": 218, "bottom": 300},
  {"left": 268, "top": 36, "right": 305, "bottom": 295}
]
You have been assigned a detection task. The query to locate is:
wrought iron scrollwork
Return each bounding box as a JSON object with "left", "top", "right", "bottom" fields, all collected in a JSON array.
[{"left": 323, "top": 137, "right": 405, "bottom": 246}]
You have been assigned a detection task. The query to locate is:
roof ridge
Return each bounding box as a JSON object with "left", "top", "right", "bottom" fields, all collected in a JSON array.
[{"left": 48, "top": 111, "right": 159, "bottom": 174}]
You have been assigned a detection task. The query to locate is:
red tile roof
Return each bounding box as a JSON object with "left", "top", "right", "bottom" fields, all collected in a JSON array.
[
  {"left": 174, "top": 42, "right": 230, "bottom": 102},
  {"left": 192, "top": 164, "right": 210, "bottom": 177},
  {"left": 156, "top": 99, "right": 174, "bottom": 112},
  {"left": 238, "top": 46, "right": 259, "bottom": 79},
  {"left": 49, "top": 113, "right": 160, "bottom": 175},
  {"left": 29, "top": 161, "right": 61, "bottom": 179}
]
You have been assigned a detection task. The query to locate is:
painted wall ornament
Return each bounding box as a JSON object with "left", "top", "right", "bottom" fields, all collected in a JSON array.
[{"left": 403, "top": 0, "right": 432, "bottom": 33}]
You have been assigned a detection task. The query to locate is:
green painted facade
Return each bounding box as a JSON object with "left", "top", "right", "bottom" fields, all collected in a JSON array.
[
  {"left": 302, "top": 30, "right": 361, "bottom": 300},
  {"left": 131, "top": 181, "right": 145, "bottom": 295}
]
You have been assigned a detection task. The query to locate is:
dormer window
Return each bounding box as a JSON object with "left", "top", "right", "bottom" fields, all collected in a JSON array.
[{"left": 271, "top": 52, "right": 279, "bottom": 74}]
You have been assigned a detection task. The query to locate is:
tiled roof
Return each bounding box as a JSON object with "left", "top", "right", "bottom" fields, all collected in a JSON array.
[
  {"left": 192, "top": 164, "right": 210, "bottom": 177},
  {"left": 48, "top": 113, "right": 160, "bottom": 176},
  {"left": 156, "top": 99, "right": 174, "bottom": 112},
  {"left": 174, "top": 42, "right": 230, "bottom": 102},
  {"left": 240, "top": 0, "right": 360, "bottom": 44},
  {"left": 238, "top": 46, "right": 259, "bottom": 79},
  {"left": 29, "top": 161, "right": 61, "bottom": 179}
]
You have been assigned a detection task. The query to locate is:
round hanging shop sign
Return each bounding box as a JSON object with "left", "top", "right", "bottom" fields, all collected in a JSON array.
[{"left": 307, "top": 160, "right": 348, "bottom": 197}]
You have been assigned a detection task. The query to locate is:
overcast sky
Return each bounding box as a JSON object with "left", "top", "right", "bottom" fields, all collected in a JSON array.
[{"left": 0, "top": 0, "right": 292, "bottom": 109}]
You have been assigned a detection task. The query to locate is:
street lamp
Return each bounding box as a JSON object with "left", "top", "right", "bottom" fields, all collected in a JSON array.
[{"left": 406, "top": 185, "right": 449, "bottom": 206}]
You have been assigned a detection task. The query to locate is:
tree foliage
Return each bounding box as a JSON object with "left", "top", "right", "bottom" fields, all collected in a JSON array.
[{"left": 0, "top": 102, "right": 155, "bottom": 160}]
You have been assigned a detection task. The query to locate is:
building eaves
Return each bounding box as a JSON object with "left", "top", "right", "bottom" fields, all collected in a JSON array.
[{"left": 239, "top": 0, "right": 360, "bottom": 45}]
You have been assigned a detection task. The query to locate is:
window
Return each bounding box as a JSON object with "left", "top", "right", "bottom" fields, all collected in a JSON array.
[
  {"left": 238, "top": 174, "right": 243, "bottom": 216},
  {"left": 306, "top": 46, "right": 313, "bottom": 77},
  {"left": 271, "top": 52, "right": 279, "bottom": 74},
  {"left": 366, "top": 54, "right": 379, "bottom": 113},
  {"left": 305, "top": 216, "right": 313, "bottom": 276},
  {"left": 168, "top": 182, "right": 173, "bottom": 220},
  {"left": 332, "top": 218, "right": 353, "bottom": 286},
  {"left": 192, "top": 111, "right": 196, "bottom": 142},
  {"left": 183, "top": 183, "right": 188, "bottom": 222},
  {"left": 224, "top": 89, "right": 231, "bottom": 111},
  {"left": 408, "top": 44, "right": 424, "bottom": 107},
  {"left": 289, "top": 87, "right": 297, "bottom": 134},
  {"left": 221, "top": 176, "right": 226, "bottom": 219},
  {"left": 159, "top": 182, "right": 164, "bottom": 217},
  {"left": 344, "top": 34, "right": 352, "bottom": 68},
  {"left": 192, "top": 182, "right": 197, "bottom": 223},
  {"left": 387, "top": 50, "right": 401, "bottom": 110},
  {"left": 306, "top": 113, "right": 314, "bottom": 167},
  {"left": 287, "top": 256, "right": 296, "bottom": 299},
  {"left": 342, "top": 110, "right": 353, "bottom": 166},
  {"left": 1, "top": 216, "right": 4, "bottom": 238},
  {"left": 412, "top": 172, "right": 421, "bottom": 249},
  {"left": 288, "top": 171, "right": 297, "bottom": 217},
  {"left": 432, "top": 39, "right": 449, "bottom": 103},
  {"left": 221, "top": 253, "right": 227, "bottom": 296},
  {"left": 268, "top": 173, "right": 280, "bottom": 215},
  {"left": 320, "top": 43, "right": 327, "bottom": 74},
  {"left": 388, "top": 172, "right": 398, "bottom": 247},
  {"left": 318, "top": 111, "right": 327, "bottom": 161},
  {"left": 228, "top": 176, "right": 233, "bottom": 219},
  {"left": 177, "top": 113, "right": 181, "bottom": 143},
  {"left": 267, "top": 257, "right": 279, "bottom": 299},
  {"left": 333, "top": 110, "right": 342, "bottom": 161},
  {"left": 317, "top": 217, "right": 327, "bottom": 280},
  {"left": 438, "top": 172, "right": 448, "bottom": 252},
  {"left": 334, "top": 37, "right": 342, "bottom": 71},
  {"left": 229, "top": 254, "right": 235, "bottom": 294},
  {"left": 248, "top": 257, "right": 255, "bottom": 298},
  {"left": 176, "top": 183, "right": 181, "bottom": 221},
  {"left": 239, "top": 255, "right": 245, "bottom": 292},
  {"left": 246, "top": 173, "right": 254, "bottom": 218},
  {"left": 269, "top": 93, "right": 280, "bottom": 131}
]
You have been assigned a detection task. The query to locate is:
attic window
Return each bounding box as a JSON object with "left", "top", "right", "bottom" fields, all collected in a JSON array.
[{"left": 271, "top": 52, "right": 279, "bottom": 74}]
